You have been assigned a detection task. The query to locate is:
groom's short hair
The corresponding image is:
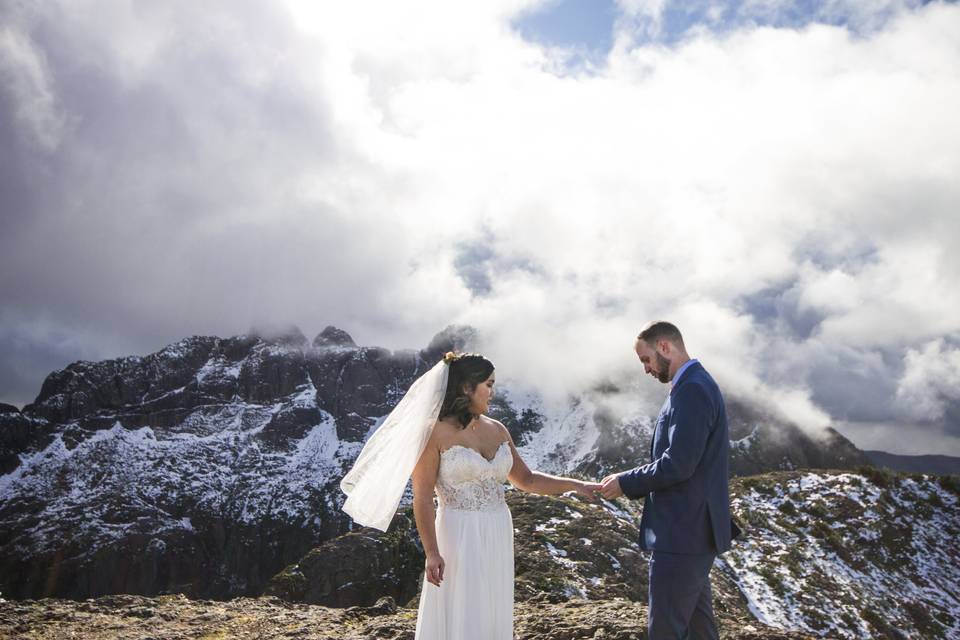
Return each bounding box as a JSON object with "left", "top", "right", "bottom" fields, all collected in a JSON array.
[{"left": 637, "top": 321, "right": 685, "bottom": 349}]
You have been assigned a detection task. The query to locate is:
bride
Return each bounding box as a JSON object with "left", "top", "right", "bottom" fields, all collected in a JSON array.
[{"left": 340, "top": 352, "right": 600, "bottom": 639}]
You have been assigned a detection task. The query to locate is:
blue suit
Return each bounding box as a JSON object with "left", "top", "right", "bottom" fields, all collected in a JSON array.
[{"left": 617, "top": 360, "right": 739, "bottom": 639}]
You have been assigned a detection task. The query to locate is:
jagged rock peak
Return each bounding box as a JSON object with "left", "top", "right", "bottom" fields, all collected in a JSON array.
[
  {"left": 422, "top": 325, "right": 479, "bottom": 360},
  {"left": 313, "top": 326, "right": 356, "bottom": 348},
  {"left": 0, "top": 403, "right": 21, "bottom": 415},
  {"left": 247, "top": 323, "right": 307, "bottom": 347}
]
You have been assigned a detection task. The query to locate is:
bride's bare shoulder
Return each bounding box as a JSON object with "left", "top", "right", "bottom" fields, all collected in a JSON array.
[
  {"left": 480, "top": 415, "right": 511, "bottom": 440},
  {"left": 431, "top": 417, "right": 459, "bottom": 445}
]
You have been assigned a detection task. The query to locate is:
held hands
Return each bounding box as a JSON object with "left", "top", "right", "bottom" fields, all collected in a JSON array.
[
  {"left": 599, "top": 474, "right": 624, "bottom": 499},
  {"left": 565, "top": 478, "right": 619, "bottom": 501},
  {"left": 572, "top": 480, "right": 603, "bottom": 502},
  {"left": 425, "top": 552, "right": 445, "bottom": 586}
]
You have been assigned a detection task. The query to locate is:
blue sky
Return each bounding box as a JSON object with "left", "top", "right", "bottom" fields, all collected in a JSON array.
[
  {"left": 514, "top": 0, "right": 934, "bottom": 57},
  {"left": 513, "top": 0, "right": 618, "bottom": 57}
]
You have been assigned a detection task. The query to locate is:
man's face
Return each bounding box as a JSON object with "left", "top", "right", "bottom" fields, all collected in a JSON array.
[{"left": 635, "top": 340, "right": 672, "bottom": 384}]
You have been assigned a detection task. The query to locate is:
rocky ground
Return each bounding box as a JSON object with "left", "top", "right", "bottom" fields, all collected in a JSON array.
[
  {"left": 725, "top": 469, "right": 960, "bottom": 638},
  {"left": 0, "top": 593, "right": 814, "bottom": 640},
  {"left": 0, "top": 489, "right": 811, "bottom": 640},
  {"left": 5, "top": 470, "right": 957, "bottom": 639}
]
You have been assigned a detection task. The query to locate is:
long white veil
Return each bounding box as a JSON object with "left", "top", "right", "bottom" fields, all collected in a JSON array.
[{"left": 340, "top": 358, "right": 449, "bottom": 531}]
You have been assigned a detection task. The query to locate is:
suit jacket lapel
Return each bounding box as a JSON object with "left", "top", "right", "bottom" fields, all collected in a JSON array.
[
  {"left": 653, "top": 360, "right": 698, "bottom": 459},
  {"left": 648, "top": 362, "right": 700, "bottom": 462},
  {"left": 650, "top": 395, "right": 670, "bottom": 462}
]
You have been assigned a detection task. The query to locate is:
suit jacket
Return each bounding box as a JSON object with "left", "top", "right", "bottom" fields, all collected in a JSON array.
[{"left": 617, "top": 361, "right": 740, "bottom": 554}]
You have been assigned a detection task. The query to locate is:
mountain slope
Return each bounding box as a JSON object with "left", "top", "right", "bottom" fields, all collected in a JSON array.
[
  {"left": 1, "top": 325, "right": 870, "bottom": 600},
  {"left": 865, "top": 450, "right": 960, "bottom": 476},
  {"left": 0, "top": 327, "right": 441, "bottom": 600},
  {"left": 268, "top": 470, "right": 960, "bottom": 639},
  {"left": 726, "top": 469, "right": 960, "bottom": 638}
]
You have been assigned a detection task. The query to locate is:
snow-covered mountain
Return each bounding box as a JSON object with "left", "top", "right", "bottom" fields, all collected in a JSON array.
[
  {"left": 0, "top": 325, "right": 869, "bottom": 600},
  {"left": 726, "top": 469, "right": 960, "bottom": 638}
]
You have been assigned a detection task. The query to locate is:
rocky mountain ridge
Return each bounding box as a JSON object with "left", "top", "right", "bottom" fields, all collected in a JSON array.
[
  {"left": 865, "top": 450, "right": 960, "bottom": 476},
  {"left": 1, "top": 325, "right": 869, "bottom": 601}
]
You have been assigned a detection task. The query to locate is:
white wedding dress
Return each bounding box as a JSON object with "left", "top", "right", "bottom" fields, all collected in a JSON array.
[{"left": 415, "top": 440, "right": 515, "bottom": 639}]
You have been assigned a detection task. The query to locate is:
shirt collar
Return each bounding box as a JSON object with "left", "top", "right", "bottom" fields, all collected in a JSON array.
[{"left": 671, "top": 358, "right": 698, "bottom": 389}]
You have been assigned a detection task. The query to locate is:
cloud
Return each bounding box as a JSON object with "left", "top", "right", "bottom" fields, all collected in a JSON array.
[
  {"left": 0, "top": 25, "right": 65, "bottom": 151},
  {"left": 896, "top": 339, "right": 960, "bottom": 424},
  {"left": 0, "top": 1, "right": 958, "bottom": 454}
]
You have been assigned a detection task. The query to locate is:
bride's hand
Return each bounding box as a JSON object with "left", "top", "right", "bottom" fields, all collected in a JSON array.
[
  {"left": 425, "top": 552, "right": 445, "bottom": 586},
  {"left": 573, "top": 480, "right": 603, "bottom": 502}
]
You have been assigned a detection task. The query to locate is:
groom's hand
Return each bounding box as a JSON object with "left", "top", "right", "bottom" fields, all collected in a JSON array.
[{"left": 599, "top": 474, "right": 624, "bottom": 499}]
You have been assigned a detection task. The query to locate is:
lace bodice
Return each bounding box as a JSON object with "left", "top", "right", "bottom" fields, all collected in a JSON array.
[{"left": 435, "top": 441, "right": 512, "bottom": 511}]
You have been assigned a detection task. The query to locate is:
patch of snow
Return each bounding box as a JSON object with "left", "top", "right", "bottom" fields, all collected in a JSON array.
[
  {"left": 535, "top": 517, "right": 569, "bottom": 533},
  {"left": 731, "top": 425, "right": 760, "bottom": 451},
  {"left": 290, "top": 383, "right": 318, "bottom": 409}
]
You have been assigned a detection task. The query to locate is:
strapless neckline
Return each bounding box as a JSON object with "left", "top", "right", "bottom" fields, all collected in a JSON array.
[{"left": 440, "top": 440, "right": 509, "bottom": 464}]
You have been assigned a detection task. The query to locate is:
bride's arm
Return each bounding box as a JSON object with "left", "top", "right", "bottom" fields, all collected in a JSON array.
[
  {"left": 501, "top": 425, "right": 600, "bottom": 499},
  {"left": 412, "top": 435, "right": 444, "bottom": 586}
]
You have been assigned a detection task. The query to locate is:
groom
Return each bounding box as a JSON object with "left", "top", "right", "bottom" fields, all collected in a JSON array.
[{"left": 599, "top": 321, "right": 740, "bottom": 640}]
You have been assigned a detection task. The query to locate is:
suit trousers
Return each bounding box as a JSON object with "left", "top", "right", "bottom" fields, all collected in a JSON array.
[{"left": 647, "top": 550, "right": 718, "bottom": 640}]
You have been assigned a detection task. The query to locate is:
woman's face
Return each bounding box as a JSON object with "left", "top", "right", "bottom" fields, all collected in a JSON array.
[{"left": 467, "top": 371, "right": 495, "bottom": 415}]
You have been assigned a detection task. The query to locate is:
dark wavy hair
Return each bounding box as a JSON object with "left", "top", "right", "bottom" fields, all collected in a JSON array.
[{"left": 439, "top": 353, "right": 495, "bottom": 428}]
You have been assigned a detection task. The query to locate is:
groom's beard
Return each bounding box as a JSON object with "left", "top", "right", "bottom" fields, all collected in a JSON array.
[{"left": 655, "top": 353, "right": 671, "bottom": 383}]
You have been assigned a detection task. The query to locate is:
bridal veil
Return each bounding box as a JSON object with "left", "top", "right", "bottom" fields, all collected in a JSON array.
[{"left": 340, "top": 358, "right": 449, "bottom": 531}]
